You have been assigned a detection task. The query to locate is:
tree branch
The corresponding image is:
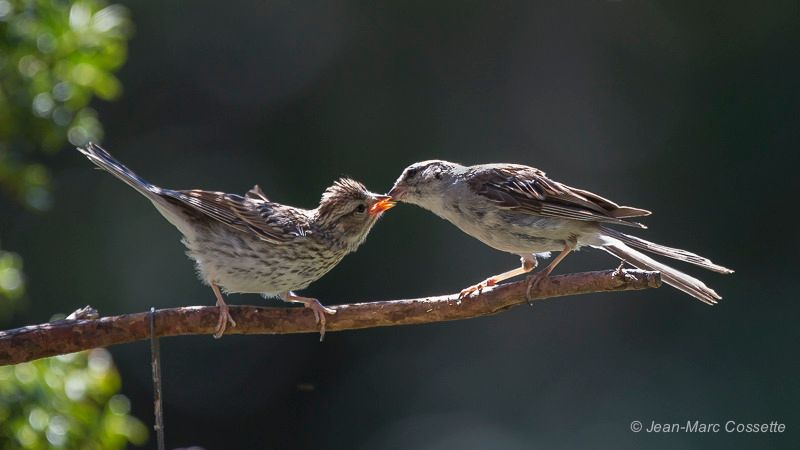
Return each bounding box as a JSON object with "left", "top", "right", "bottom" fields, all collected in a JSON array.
[{"left": 0, "top": 269, "right": 660, "bottom": 366}]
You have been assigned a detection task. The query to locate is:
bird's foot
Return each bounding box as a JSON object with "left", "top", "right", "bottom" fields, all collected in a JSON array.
[
  {"left": 279, "top": 292, "right": 337, "bottom": 342},
  {"left": 213, "top": 303, "right": 237, "bottom": 339},
  {"left": 210, "top": 282, "right": 236, "bottom": 339},
  {"left": 458, "top": 278, "right": 497, "bottom": 299},
  {"left": 304, "top": 299, "right": 336, "bottom": 342},
  {"left": 525, "top": 272, "right": 548, "bottom": 306}
]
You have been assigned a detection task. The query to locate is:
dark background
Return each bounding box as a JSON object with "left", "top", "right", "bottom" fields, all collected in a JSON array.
[{"left": 4, "top": 1, "right": 798, "bottom": 448}]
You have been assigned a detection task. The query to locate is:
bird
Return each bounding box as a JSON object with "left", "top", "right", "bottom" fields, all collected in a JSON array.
[
  {"left": 388, "top": 160, "right": 732, "bottom": 303},
  {"left": 77, "top": 143, "right": 395, "bottom": 339}
]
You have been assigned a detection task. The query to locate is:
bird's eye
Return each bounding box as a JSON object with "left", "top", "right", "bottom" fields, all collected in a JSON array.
[
  {"left": 355, "top": 204, "right": 366, "bottom": 214},
  {"left": 406, "top": 168, "right": 419, "bottom": 179}
]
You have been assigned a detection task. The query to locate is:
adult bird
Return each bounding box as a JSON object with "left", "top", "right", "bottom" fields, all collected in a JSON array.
[{"left": 388, "top": 160, "right": 732, "bottom": 303}]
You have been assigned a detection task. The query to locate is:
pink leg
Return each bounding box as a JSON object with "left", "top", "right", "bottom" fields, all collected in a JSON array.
[
  {"left": 459, "top": 255, "right": 538, "bottom": 299},
  {"left": 279, "top": 292, "right": 336, "bottom": 341},
  {"left": 526, "top": 241, "right": 576, "bottom": 300},
  {"left": 210, "top": 282, "right": 236, "bottom": 339}
]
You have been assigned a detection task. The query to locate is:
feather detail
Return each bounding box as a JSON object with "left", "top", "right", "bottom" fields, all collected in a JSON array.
[
  {"left": 601, "top": 227, "right": 733, "bottom": 274},
  {"left": 600, "top": 239, "right": 721, "bottom": 304},
  {"left": 467, "top": 165, "right": 648, "bottom": 228},
  {"left": 171, "top": 189, "right": 310, "bottom": 243},
  {"left": 245, "top": 184, "right": 270, "bottom": 201}
]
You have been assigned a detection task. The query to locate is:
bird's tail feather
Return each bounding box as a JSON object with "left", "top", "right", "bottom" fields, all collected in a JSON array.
[
  {"left": 601, "top": 226, "right": 733, "bottom": 274},
  {"left": 77, "top": 142, "right": 164, "bottom": 201},
  {"left": 599, "top": 238, "right": 722, "bottom": 305},
  {"left": 77, "top": 143, "right": 196, "bottom": 235}
]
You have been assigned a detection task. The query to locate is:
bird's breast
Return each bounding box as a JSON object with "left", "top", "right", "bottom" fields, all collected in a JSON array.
[
  {"left": 435, "top": 197, "right": 595, "bottom": 254},
  {"left": 182, "top": 223, "right": 347, "bottom": 295}
]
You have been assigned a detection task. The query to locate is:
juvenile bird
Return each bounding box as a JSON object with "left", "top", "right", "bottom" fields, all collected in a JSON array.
[
  {"left": 388, "top": 161, "right": 732, "bottom": 303},
  {"left": 78, "top": 143, "right": 395, "bottom": 339}
]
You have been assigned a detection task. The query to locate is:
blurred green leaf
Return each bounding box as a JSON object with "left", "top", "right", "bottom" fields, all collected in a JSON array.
[
  {"left": 0, "top": 349, "right": 148, "bottom": 449},
  {"left": 0, "top": 3, "right": 143, "bottom": 448},
  {"left": 0, "top": 245, "right": 26, "bottom": 321},
  {"left": 0, "top": 0, "right": 131, "bottom": 316},
  {"left": 0, "top": 0, "right": 133, "bottom": 209}
]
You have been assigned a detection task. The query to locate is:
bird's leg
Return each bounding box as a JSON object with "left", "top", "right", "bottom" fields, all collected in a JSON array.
[
  {"left": 526, "top": 240, "right": 576, "bottom": 301},
  {"left": 459, "top": 255, "right": 538, "bottom": 299},
  {"left": 279, "top": 292, "right": 336, "bottom": 342},
  {"left": 210, "top": 282, "right": 236, "bottom": 339}
]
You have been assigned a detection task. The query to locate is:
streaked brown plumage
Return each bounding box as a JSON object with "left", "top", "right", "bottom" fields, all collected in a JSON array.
[{"left": 78, "top": 143, "right": 395, "bottom": 339}]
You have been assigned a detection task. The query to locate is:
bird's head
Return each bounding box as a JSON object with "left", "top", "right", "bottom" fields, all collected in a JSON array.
[
  {"left": 315, "top": 178, "right": 396, "bottom": 251},
  {"left": 387, "top": 160, "right": 462, "bottom": 207}
]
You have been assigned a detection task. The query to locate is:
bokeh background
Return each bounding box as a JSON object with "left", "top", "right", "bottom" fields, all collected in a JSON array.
[{"left": 2, "top": 1, "right": 798, "bottom": 449}]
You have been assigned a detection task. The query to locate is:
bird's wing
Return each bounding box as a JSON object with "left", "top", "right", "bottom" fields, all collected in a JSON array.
[
  {"left": 245, "top": 184, "right": 270, "bottom": 202},
  {"left": 467, "top": 165, "right": 650, "bottom": 228},
  {"left": 167, "top": 189, "right": 309, "bottom": 243}
]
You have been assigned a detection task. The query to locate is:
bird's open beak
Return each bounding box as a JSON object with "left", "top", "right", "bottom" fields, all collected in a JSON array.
[
  {"left": 387, "top": 185, "right": 406, "bottom": 200},
  {"left": 368, "top": 195, "right": 396, "bottom": 215}
]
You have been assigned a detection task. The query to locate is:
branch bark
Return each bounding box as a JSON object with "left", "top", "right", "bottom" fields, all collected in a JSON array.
[{"left": 0, "top": 269, "right": 660, "bottom": 366}]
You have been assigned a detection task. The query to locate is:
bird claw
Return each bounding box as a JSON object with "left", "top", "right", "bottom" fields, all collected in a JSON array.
[
  {"left": 304, "top": 300, "right": 336, "bottom": 342},
  {"left": 458, "top": 278, "right": 496, "bottom": 299},
  {"left": 459, "top": 284, "right": 483, "bottom": 299},
  {"left": 458, "top": 284, "right": 481, "bottom": 300},
  {"left": 213, "top": 304, "right": 236, "bottom": 339},
  {"left": 525, "top": 273, "right": 547, "bottom": 305}
]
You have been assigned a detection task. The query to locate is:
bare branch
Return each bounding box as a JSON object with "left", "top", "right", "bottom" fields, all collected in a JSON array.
[{"left": 0, "top": 269, "right": 660, "bottom": 366}]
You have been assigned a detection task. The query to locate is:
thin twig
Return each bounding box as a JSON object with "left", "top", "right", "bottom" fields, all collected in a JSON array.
[
  {"left": 150, "top": 307, "right": 165, "bottom": 450},
  {"left": 0, "top": 269, "right": 661, "bottom": 366}
]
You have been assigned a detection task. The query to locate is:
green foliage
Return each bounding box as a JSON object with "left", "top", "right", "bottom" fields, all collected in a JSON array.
[
  {"left": 0, "top": 0, "right": 132, "bottom": 210},
  {"left": 0, "top": 246, "right": 25, "bottom": 319},
  {"left": 0, "top": 349, "right": 148, "bottom": 449},
  {"left": 0, "top": 4, "right": 144, "bottom": 449},
  {"left": 0, "top": 0, "right": 131, "bottom": 315}
]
